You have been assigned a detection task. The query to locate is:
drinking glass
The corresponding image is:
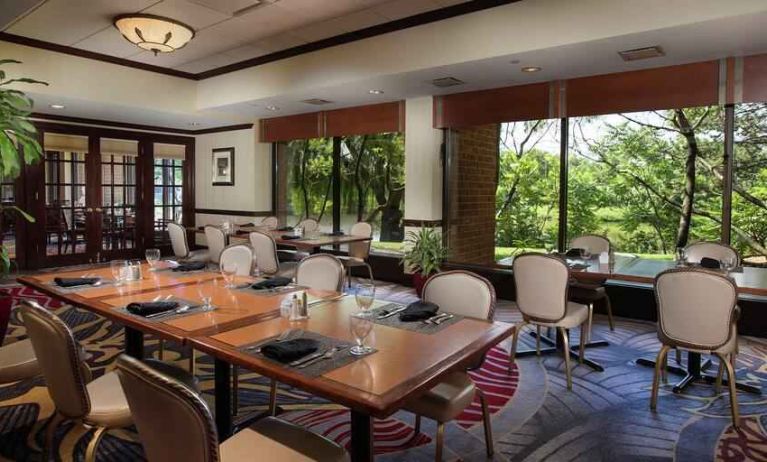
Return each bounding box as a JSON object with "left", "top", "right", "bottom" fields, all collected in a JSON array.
[
  {"left": 723, "top": 255, "right": 737, "bottom": 272},
  {"left": 355, "top": 283, "right": 375, "bottom": 312},
  {"left": 221, "top": 262, "right": 238, "bottom": 288},
  {"left": 197, "top": 279, "right": 217, "bottom": 310},
  {"left": 145, "top": 248, "right": 161, "bottom": 271},
  {"left": 675, "top": 247, "right": 687, "bottom": 266},
  {"left": 349, "top": 312, "right": 374, "bottom": 356},
  {"left": 110, "top": 260, "right": 128, "bottom": 285}
]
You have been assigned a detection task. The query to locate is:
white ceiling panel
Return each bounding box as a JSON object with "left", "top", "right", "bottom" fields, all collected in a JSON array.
[
  {"left": 73, "top": 26, "right": 145, "bottom": 57},
  {"left": 373, "top": 0, "right": 442, "bottom": 21},
  {"left": 0, "top": 0, "right": 45, "bottom": 30},
  {"left": 249, "top": 32, "right": 307, "bottom": 54},
  {"left": 292, "top": 9, "right": 388, "bottom": 42},
  {"left": 142, "top": 0, "right": 230, "bottom": 30},
  {"left": 174, "top": 53, "right": 242, "bottom": 72}
]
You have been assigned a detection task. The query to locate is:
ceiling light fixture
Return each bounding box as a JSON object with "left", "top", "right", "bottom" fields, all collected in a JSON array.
[
  {"left": 266, "top": 105, "right": 279, "bottom": 111},
  {"left": 49, "top": 104, "right": 65, "bottom": 110},
  {"left": 368, "top": 89, "right": 384, "bottom": 95},
  {"left": 113, "top": 14, "right": 195, "bottom": 55},
  {"left": 521, "top": 66, "right": 542, "bottom": 73}
]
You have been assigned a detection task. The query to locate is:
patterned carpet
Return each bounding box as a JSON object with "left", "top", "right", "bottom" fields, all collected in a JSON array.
[{"left": 0, "top": 282, "right": 765, "bottom": 461}]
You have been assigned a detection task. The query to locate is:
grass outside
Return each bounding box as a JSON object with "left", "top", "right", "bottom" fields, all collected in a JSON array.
[{"left": 493, "top": 246, "right": 673, "bottom": 263}]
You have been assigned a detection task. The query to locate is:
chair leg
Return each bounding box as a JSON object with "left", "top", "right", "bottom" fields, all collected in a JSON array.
[
  {"left": 435, "top": 422, "right": 445, "bottom": 462},
  {"left": 84, "top": 427, "right": 107, "bottom": 462},
  {"left": 535, "top": 325, "right": 541, "bottom": 355},
  {"left": 586, "top": 304, "right": 594, "bottom": 343},
  {"left": 410, "top": 414, "right": 421, "bottom": 445},
  {"left": 604, "top": 295, "right": 615, "bottom": 331},
  {"left": 559, "top": 327, "right": 573, "bottom": 390},
  {"left": 579, "top": 322, "right": 586, "bottom": 364},
  {"left": 366, "top": 263, "right": 374, "bottom": 284},
  {"left": 477, "top": 389, "right": 494, "bottom": 457},
  {"left": 651, "top": 345, "right": 671, "bottom": 411},
  {"left": 715, "top": 360, "right": 724, "bottom": 394},
  {"left": 347, "top": 266, "right": 352, "bottom": 288},
  {"left": 675, "top": 348, "right": 682, "bottom": 365},
  {"left": 268, "top": 380, "right": 278, "bottom": 415},
  {"left": 509, "top": 322, "right": 526, "bottom": 370},
  {"left": 232, "top": 366, "right": 239, "bottom": 415},
  {"left": 718, "top": 352, "right": 740, "bottom": 429},
  {"left": 44, "top": 412, "right": 63, "bottom": 462}
]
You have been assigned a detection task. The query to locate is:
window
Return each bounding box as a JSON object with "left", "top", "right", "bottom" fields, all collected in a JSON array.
[
  {"left": 733, "top": 102, "right": 767, "bottom": 265},
  {"left": 154, "top": 156, "right": 184, "bottom": 245},
  {"left": 568, "top": 107, "right": 724, "bottom": 258},
  {"left": 101, "top": 152, "right": 137, "bottom": 250},
  {"left": 0, "top": 174, "right": 16, "bottom": 260},
  {"left": 275, "top": 138, "right": 334, "bottom": 229},
  {"left": 340, "top": 133, "right": 405, "bottom": 254}
]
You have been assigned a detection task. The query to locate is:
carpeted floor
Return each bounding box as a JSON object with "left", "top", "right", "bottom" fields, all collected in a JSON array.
[{"left": 0, "top": 281, "right": 765, "bottom": 461}]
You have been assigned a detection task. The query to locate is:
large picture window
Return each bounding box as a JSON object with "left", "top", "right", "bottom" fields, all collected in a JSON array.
[{"left": 275, "top": 138, "right": 334, "bottom": 229}]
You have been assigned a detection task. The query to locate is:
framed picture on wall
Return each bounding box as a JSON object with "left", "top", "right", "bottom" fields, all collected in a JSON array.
[{"left": 212, "top": 147, "right": 235, "bottom": 186}]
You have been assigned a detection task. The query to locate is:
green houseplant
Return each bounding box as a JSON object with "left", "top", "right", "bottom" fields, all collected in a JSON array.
[{"left": 401, "top": 227, "right": 448, "bottom": 296}]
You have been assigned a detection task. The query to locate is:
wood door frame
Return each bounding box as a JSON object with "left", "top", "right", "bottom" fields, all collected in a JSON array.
[{"left": 22, "top": 121, "right": 195, "bottom": 269}]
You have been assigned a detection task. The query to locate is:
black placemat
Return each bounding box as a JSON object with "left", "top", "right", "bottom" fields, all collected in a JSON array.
[
  {"left": 233, "top": 282, "right": 306, "bottom": 297},
  {"left": 115, "top": 297, "right": 214, "bottom": 323},
  {"left": 48, "top": 278, "right": 116, "bottom": 293},
  {"left": 367, "top": 303, "right": 464, "bottom": 334},
  {"left": 240, "top": 330, "right": 375, "bottom": 378}
]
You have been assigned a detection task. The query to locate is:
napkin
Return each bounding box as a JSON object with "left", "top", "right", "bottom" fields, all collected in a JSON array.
[
  {"left": 172, "top": 261, "right": 206, "bottom": 272},
  {"left": 54, "top": 277, "right": 100, "bottom": 288},
  {"left": 281, "top": 235, "right": 301, "bottom": 240},
  {"left": 126, "top": 301, "right": 179, "bottom": 317},
  {"left": 251, "top": 277, "right": 292, "bottom": 290},
  {"left": 261, "top": 338, "right": 319, "bottom": 363},
  {"left": 399, "top": 300, "right": 440, "bottom": 322},
  {"left": 277, "top": 226, "right": 294, "bottom": 231},
  {"left": 565, "top": 248, "right": 586, "bottom": 258},
  {"left": 700, "top": 257, "right": 721, "bottom": 269}
]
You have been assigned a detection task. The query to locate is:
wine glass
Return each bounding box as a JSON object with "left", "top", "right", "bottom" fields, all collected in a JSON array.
[
  {"left": 355, "top": 283, "right": 375, "bottom": 312},
  {"left": 220, "top": 262, "right": 238, "bottom": 288},
  {"left": 349, "top": 312, "right": 374, "bottom": 356},
  {"left": 110, "top": 260, "right": 128, "bottom": 286},
  {"left": 145, "top": 248, "right": 161, "bottom": 271},
  {"left": 675, "top": 247, "right": 687, "bottom": 266},
  {"left": 196, "top": 279, "right": 217, "bottom": 310}
]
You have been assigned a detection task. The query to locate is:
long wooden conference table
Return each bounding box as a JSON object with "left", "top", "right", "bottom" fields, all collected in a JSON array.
[{"left": 18, "top": 262, "right": 513, "bottom": 461}]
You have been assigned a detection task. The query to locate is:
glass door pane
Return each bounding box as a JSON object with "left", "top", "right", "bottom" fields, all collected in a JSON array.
[
  {"left": 44, "top": 142, "right": 88, "bottom": 257},
  {"left": 153, "top": 143, "right": 185, "bottom": 245},
  {"left": 100, "top": 138, "right": 139, "bottom": 254}
]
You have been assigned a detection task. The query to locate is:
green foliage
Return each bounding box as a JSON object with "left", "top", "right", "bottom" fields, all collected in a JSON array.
[
  {"left": 0, "top": 60, "right": 46, "bottom": 273},
  {"left": 401, "top": 227, "right": 448, "bottom": 276}
]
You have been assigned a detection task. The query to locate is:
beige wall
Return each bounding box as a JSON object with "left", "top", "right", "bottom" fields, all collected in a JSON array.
[{"left": 404, "top": 96, "right": 442, "bottom": 222}]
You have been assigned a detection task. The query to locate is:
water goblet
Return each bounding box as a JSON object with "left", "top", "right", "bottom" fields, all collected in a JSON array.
[
  {"left": 145, "top": 248, "right": 161, "bottom": 271},
  {"left": 221, "top": 262, "right": 238, "bottom": 288},
  {"left": 110, "top": 260, "right": 128, "bottom": 286},
  {"left": 197, "top": 279, "right": 217, "bottom": 310},
  {"left": 355, "top": 283, "right": 375, "bottom": 312},
  {"left": 349, "top": 312, "right": 374, "bottom": 356}
]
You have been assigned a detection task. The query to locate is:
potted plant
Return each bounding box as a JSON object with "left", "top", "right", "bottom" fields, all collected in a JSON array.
[
  {"left": 0, "top": 59, "right": 46, "bottom": 344},
  {"left": 401, "top": 227, "right": 448, "bottom": 297}
]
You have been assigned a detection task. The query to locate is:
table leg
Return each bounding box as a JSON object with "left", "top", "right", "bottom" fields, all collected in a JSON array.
[
  {"left": 215, "top": 359, "right": 233, "bottom": 440},
  {"left": 124, "top": 327, "right": 144, "bottom": 359},
  {"left": 635, "top": 350, "right": 755, "bottom": 395},
  {"left": 350, "top": 410, "right": 373, "bottom": 462},
  {"left": 519, "top": 329, "right": 605, "bottom": 371}
]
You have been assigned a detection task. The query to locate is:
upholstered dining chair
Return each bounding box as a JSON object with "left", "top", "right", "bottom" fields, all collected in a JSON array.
[
  {"left": 339, "top": 221, "right": 374, "bottom": 287},
  {"left": 511, "top": 253, "right": 591, "bottom": 390},
  {"left": 650, "top": 268, "right": 741, "bottom": 428},
  {"left": 248, "top": 231, "right": 297, "bottom": 278},
  {"left": 684, "top": 241, "right": 741, "bottom": 266},
  {"left": 295, "top": 253, "right": 345, "bottom": 292},
  {"left": 205, "top": 225, "right": 228, "bottom": 264},
  {"left": 219, "top": 244, "right": 254, "bottom": 276},
  {"left": 0, "top": 339, "right": 39, "bottom": 384},
  {"left": 403, "top": 270, "right": 496, "bottom": 461},
  {"left": 568, "top": 234, "right": 615, "bottom": 338},
  {"left": 259, "top": 215, "right": 279, "bottom": 230},
  {"left": 168, "top": 222, "right": 208, "bottom": 261},
  {"left": 297, "top": 218, "right": 319, "bottom": 234},
  {"left": 115, "top": 355, "right": 348, "bottom": 462}
]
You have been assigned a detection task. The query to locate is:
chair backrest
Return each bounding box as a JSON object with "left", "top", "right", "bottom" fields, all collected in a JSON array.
[
  {"left": 167, "top": 222, "right": 189, "bottom": 258},
  {"left": 249, "top": 231, "right": 280, "bottom": 274},
  {"left": 512, "top": 253, "right": 569, "bottom": 323},
  {"left": 19, "top": 300, "right": 91, "bottom": 419},
  {"left": 219, "top": 244, "right": 254, "bottom": 276},
  {"left": 423, "top": 270, "right": 495, "bottom": 320},
  {"left": 116, "top": 355, "right": 219, "bottom": 462},
  {"left": 204, "top": 226, "right": 227, "bottom": 264},
  {"left": 297, "top": 218, "right": 319, "bottom": 233},
  {"left": 348, "top": 222, "right": 372, "bottom": 260},
  {"left": 570, "top": 234, "right": 610, "bottom": 255},
  {"left": 295, "top": 254, "right": 345, "bottom": 292},
  {"left": 260, "top": 216, "right": 279, "bottom": 231},
  {"left": 684, "top": 241, "right": 740, "bottom": 266},
  {"left": 655, "top": 268, "right": 738, "bottom": 350}
]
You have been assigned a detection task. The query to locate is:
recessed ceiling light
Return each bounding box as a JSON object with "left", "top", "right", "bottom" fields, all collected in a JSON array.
[
  {"left": 49, "top": 104, "right": 65, "bottom": 110},
  {"left": 521, "top": 66, "right": 542, "bottom": 73},
  {"left": 266, "top": 105, "right": 279, "bottom": 111},
  {"left": 368, "top": 89, "right": 384, "bottom": 95}
]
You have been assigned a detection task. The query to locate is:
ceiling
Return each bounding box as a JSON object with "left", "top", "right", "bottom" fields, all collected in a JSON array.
[{"left": 1, "top": 0, "right": 466, "bottom": 73}]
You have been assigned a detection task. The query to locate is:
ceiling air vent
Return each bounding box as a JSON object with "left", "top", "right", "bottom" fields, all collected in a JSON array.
[
  {"left": 431, "top": 77, "right": 465, "bottom": 88},
  {"left": 618, "top": 46, "right": 665, "bottom": 62},
  {"left": 301, "top": 98, "right": 333, "bottom": 105}
]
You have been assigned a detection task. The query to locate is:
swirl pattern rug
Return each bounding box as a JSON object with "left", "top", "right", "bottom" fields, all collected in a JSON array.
[{"left": 0, "top": 282, "right": 765, "bottom": 461}]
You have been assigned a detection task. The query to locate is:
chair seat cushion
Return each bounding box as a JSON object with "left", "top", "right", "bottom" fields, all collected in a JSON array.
[
  {"left": 85, "top": 371, "right": 133, "bottom": 428},
  {"left": 338, "top": 256, "right": 366, "bottom": 267},
  {"left": 0, "top": 339, "right": 39, "bottom": 383},
  {"left": 403, "top": 371, "right": 476, "bottom": 423},
  {"left": 568, "top": 284, "right": 607, "bottom": 304},
  {"left": 220, "top": 416, "right": 348, "bottom": 462},
  {"left": 535, "top": 302, "right": 589, "bottom": 329}
]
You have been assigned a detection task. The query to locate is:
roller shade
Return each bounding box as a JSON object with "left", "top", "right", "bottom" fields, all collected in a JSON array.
[
  {"left": 154, "top": 143, "right": 186, "bottom": 160},
  {"left": 743, "top": 53, "right": 767, "bottom": 103},
  {"left": 44, "top": 133, "right": 88, "bottom": 153},
  {"left": 324, "top": 101, "right": 405, "bottom": 136},
  {"left": 260, "top": 112, "right": 322, "bottom": 142},
  {"left": 101, "top": 138, "right": 138, "bottom": 157},
  {"left": 434, "top": 83, "right": 550, "bottom": 128}
]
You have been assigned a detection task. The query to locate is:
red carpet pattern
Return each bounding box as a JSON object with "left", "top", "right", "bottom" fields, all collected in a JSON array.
[{"left": 716, "top": 417, "right": 767, "bottom": 461}]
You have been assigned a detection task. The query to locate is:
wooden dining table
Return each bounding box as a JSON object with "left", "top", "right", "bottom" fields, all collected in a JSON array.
[
  {"left": 18, "top": 262, "right": 514, "bottom": 461},
  {"left": 196, "top": 225, "right": 373, "bottom": 254}
]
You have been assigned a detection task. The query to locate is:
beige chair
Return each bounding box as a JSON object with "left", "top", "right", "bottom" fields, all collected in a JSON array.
[
  {"left": 403, "top": 270, "right": 495, "bottom": 461},
  {"left": 568, "top": 234, "right": 615, "bottom": 337},
  {"left": 205, "top": 225, "right": 228, "bottom": 264},
  {"left": 168, "top": 222, "right": 208, "bottom": 261},
  {"left": 650, "top": 268, "right": 741, "bottom": 428},
  {"left": 115, "top": 355, "right": 348, "bottom": 462},
  {"left": 219, "top": 244, "right": 254, "bottom": 276},
  {"left": 338, "top": 222, "right": 374, "bottom": 287},
  {"left": 511, "top": 253, "right": 591, "bottom": 390},
  {"left": 684, "top": 241, "right": 740, "bottom": 266},
  {"left": 0, "top": 339, "right": 39, "bottom": 384},
  {"left": 259, "top": 215, "right": 279, "bottom": 230},
  {"left": 295, "top": 253, "right": 345, "bottom": 292},
  {"left": 297, "top": 218, "right": 319, "bottom": 234},
  {"left": 19, "top": 300, "right": 133, "bottom": 462},
  {"left": 249, "top": 231, "right": 297, "bottom": 278}
]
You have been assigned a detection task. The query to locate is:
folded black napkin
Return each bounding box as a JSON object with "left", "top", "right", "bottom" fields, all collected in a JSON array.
[
  {"left": 399, "top": 300, "right": 440, "bottom": 322},
  {"left": 565, "top": 248, "right": 586, "bottom": 258},
  {"left": 261, "top": 338, "right": 319, "bottom": 363},
  {"left": 54, "top": 277, "right": 100, "bottom": 288},
  {"left": 251, "top": 277, "right": 292, "bottom": 290},
  {"left": 172, "top": 261, "right": 206, "bottom": 272},
  {"left": 277, "top": 226, "right": 294, "bottom": 231},
  {"left": 700, "top": 257, "right": 721, "bottom": 269},
  {"left": 281, "top": 234, "right": 301, "bottom": 240},
  {"left": 126, "top": 301, "right": 179, "bottom": 317}
]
